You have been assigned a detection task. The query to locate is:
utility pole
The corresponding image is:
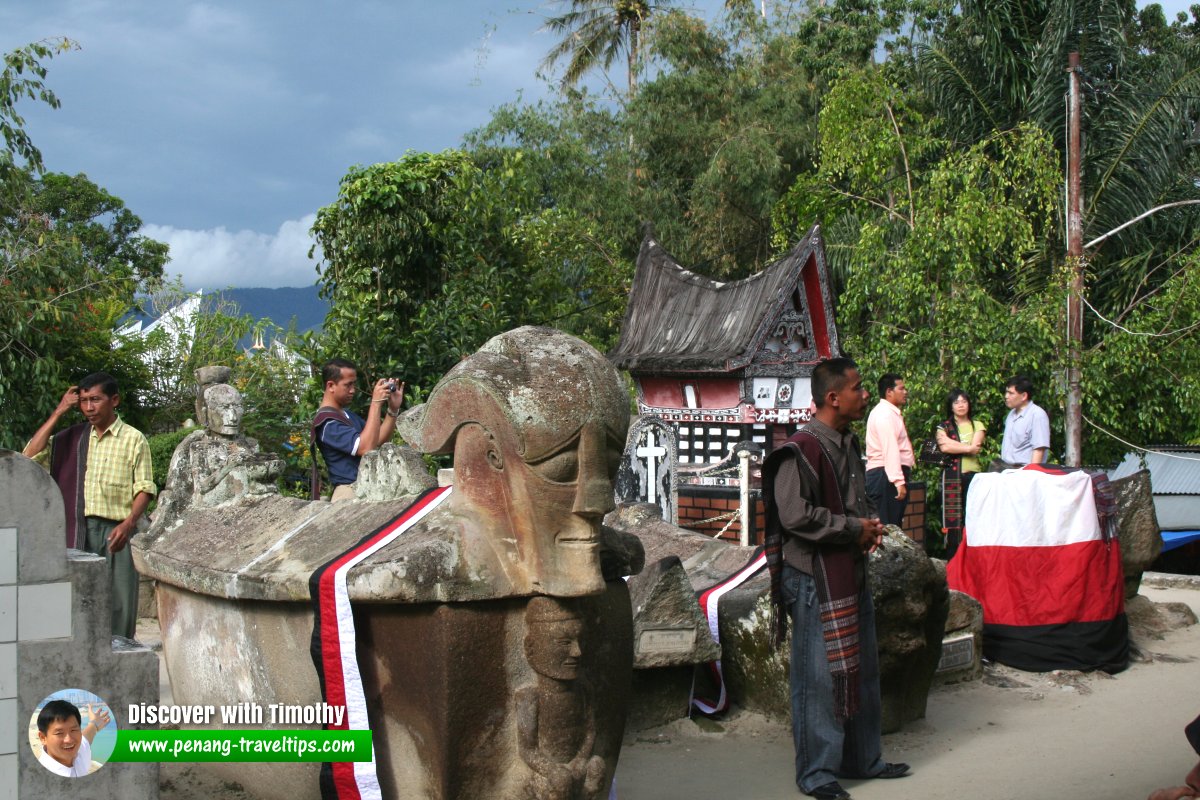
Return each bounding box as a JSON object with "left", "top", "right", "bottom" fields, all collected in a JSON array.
[{"left": 1065, "top": 52, "right": 1084, "bottom": 467}]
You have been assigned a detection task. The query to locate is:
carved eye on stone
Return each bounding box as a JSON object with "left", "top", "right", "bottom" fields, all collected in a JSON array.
[{"left": 529, "top": 449, "right": 578, "bottom": 484}]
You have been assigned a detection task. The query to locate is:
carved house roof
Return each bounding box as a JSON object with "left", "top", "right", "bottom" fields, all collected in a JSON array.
[{"left": 609, "top": 225, "right": 841, "bottom": 376}]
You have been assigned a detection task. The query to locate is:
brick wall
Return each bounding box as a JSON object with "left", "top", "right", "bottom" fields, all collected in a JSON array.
[
  {"left": 901, "top": 481, "right": 927, "bottom": 545},
  {"left": 678, "top": 486, "right": 749, "bottom": 543}
]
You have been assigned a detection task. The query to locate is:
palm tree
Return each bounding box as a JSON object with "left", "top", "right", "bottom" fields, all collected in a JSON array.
[
  {"left": 918, "top": 0, "right": 1200, "bottom": 320},
  {"left": 540, "top": 0, "right": 670, "bottom": 96}
]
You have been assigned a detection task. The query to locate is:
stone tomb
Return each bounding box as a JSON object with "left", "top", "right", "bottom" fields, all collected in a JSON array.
[{"left": 134, "top": 327, "right": 644, "bottom": 800}]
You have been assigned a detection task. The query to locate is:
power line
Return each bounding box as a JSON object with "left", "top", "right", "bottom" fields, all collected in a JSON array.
[{"left": 1084, "top": 414, "right": 1200, "bottom": 462}]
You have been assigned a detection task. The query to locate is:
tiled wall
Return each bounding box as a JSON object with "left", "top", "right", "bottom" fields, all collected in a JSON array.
[
  {"left": 2, "top": 521, "right": 74, "bottom": 800},
  {"left": 1, "top": 526, "right": 19, "bottom": 800},
  {"left": 3, "top": 451, "right": 160, "bottom": 799}
]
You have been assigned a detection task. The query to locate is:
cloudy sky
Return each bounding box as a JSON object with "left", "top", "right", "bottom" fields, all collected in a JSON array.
[{"left": 2, "top": 1, "right": 1193, "bottom": 289}]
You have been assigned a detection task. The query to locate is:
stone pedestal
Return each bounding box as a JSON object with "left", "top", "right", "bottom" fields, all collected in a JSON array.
[{"left": 156, "top": 580, "right": 632, "bottom": 800}]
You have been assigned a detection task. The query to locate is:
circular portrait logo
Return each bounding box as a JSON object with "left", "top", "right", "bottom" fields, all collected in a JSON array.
[{"left": 29, "top": 689, "right": 116, "bottom": 777}]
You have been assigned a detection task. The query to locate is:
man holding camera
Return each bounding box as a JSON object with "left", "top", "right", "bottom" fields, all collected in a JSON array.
[{"left": 311, "top": 358, "right": 404, "bottom": 501}]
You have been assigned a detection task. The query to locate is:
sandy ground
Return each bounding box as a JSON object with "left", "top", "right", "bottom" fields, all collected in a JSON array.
[{"left": 152, "top": 583, "right": 1200, "bottom": 800}]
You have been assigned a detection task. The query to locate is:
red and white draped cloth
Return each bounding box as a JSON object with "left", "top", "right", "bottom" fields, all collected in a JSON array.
[
  {"left": 309, "top": 485, "right": 453, "bottom": 800},
  {"left": 946, "top": 464, "right": 1128, "bottom": 673},
  {"left": 691, "top": 548, "right": 767, "bottom": 715}
]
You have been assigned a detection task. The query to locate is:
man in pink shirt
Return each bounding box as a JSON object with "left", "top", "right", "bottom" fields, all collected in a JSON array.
[{"left": 864, "top": 373, "right": 914, "bottom": 528}]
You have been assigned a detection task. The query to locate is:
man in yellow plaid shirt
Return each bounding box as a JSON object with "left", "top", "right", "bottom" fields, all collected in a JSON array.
[{"left": 24, "top": 372, "right": 156, "bottom": 639}]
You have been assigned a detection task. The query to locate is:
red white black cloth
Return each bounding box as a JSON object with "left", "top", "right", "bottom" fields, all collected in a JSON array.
[
  {"left": 946, "top": 464, "right": 1128, "bottom": 673},
  {"left": 309, "top": 485, "right": 453, "bottom": 800},
  {"left": 691, "top": 549, "right": 767, "bottom": 715}
]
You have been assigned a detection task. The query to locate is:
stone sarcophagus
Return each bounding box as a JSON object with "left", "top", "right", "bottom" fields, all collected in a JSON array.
[{"left": 134, "top": 327, "right": 644, "bottom": 800}]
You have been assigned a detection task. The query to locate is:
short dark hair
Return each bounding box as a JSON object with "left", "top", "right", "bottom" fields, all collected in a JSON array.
[
  {"left": 878, "top": 373, "right": 903, "bottom": 399},
  {"left": 811, "top": 357, "right": 859, "bottom": 409},
  {"left": 1006, "top": 375, "right": 1034, "bottom": 400},
  {"left": 78, "top": 372, "right": 118, "bottom": 397},
  {"left": 38, "top": 699, "right": 81, "bottom": 733},
  {"left": 945, "top": 388, "right": 973, "bottom": 422},
  {"left": 321, "top": 358, "right": 357, "bottom": 386}
]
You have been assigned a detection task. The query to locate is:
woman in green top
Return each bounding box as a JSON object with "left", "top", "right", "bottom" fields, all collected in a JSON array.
[{"left": 936, "top": 389, "right": 986, "bottom": 559}]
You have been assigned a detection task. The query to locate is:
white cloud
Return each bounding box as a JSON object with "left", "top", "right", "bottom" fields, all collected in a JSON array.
[{"left": 144, "top": 215, "right": 322, "bottom": 290}]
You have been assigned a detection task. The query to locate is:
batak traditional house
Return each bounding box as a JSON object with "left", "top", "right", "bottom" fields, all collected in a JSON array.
[{"left": 610, "top": 225, "right": 927, "bottom": 544}]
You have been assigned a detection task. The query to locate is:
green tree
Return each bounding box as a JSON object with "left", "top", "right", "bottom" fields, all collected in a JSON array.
[
  {"left": 0, "top": 41, "right": 168, "bottom": 448},
  {"left": 0, "top": 39, "right": 76, "bottom": 180},
  {"left": 778, "top": 68, "right": 1062, "bottom": 447},
  {"left": 310, "top": 148, "right": 627, "bottom": 404},
  {"left": 1, "top": 168, "right": 168, "bottom": 447},
  {"left": 777, "top": 58, "right": 1200, "bottom": 472},
  {"left": 918, "top": 0, "right": 1200, "bottom": 320}
]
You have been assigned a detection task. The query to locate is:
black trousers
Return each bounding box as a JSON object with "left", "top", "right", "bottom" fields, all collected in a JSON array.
[{"left": 866, "top": 465, "right": 911, "bottom": 527}]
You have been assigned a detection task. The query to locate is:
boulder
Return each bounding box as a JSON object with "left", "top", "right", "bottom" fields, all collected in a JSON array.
[
  {"left": 870, "top": 527, "right": 951, "bottom": 730},
  {"left": 627, "top": 555, "right": 721, "bottom": 669},
  {"left": 607, "top": 506, "right": 950, "bottom": 732},
  {"left": 1110, "top": 470, "right": 1161, "bottom": 598},
  {"left": 935, "top": 574, "right": 984, "bottom": 686},
  {"left": 354, "top": 443, "right": 437, "bottom": 500}
]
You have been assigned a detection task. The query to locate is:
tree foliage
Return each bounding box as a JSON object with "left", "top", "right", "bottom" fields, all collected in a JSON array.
[
  {"left": 309, "top": 148, "right": 625, "bottom": 403},
  {"left": 304, "top": 0, "right": 1200, "bottom": 473},
  {"left": 777, "top": 68, "right": 1064, "bottom": 464},
  {"left": 1, "top": 169, "right": 168, "bottom": 447},
  {"left": 0, "top": 41, "right": 168, "bottom": 449},
  {"left": 540, "top": 0, "right": 671, "bottom": 96}
]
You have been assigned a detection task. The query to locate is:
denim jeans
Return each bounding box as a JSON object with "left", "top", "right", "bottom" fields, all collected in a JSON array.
[{"left": 783, "top": 565, "right": 885, "bottom": 792}]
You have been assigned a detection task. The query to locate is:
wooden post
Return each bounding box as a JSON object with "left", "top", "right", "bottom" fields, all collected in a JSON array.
[{"left": 1065, "top": 52, "right": 1084, "bottom": 467}]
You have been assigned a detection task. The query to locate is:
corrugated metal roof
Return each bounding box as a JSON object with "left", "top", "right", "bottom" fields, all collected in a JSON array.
[{"left": 1109, "top": 450, "right": 1200, "bottom": 495}]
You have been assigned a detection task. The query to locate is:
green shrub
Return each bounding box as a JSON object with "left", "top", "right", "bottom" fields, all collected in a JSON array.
[{"left": 147, "top": 426, "right": 197, "bottom": 490}]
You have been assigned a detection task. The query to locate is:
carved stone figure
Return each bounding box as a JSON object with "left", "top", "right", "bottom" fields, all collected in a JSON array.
[
  {"left": 146, "top": 382, "right": 283, "bottom": 540},
  {"left": 133, "top": 329, "right": 639, "bottom": 800},
  {"left": 194, "top": 365, "right": 232, "bottom": 425},
  {"left": 517, "top": 597, "right": 606, "bottom": 800},
  {"left": 401, "top": 326, "right": 632, "bottom": 597}
]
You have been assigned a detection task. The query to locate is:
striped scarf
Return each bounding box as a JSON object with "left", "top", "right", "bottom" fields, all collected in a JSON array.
[{"left": 48, "top": 421, "right": 90, "bottom": 549}]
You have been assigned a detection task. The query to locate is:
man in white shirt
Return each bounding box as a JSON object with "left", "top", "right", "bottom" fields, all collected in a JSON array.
[
  {"left": 1000, "top": 375, "right": 1051, "bottom": 465},
  {"left": 36, "top": 699, "right": 109, "bottom": 777},
  {"left": 865, "top": 373, "right": 915, "bottom": 527}
]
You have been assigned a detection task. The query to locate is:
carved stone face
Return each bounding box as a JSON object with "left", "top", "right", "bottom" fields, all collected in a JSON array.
[
  {"left": 524, "top": 598, "right": 584, "bottom": 681},
  {"left": 407, "top": 327, "right": 629, "bottom": 596},
  {"left": 203, "top": 384, "right": 244, "bottom": 437}
]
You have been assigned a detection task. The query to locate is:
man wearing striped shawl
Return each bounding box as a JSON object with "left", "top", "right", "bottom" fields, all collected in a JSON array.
[{"left": 761, "top": 357, "right": 910, "bottom": 800}]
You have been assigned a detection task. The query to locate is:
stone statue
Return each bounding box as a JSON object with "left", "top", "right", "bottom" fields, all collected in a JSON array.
[
  {"left": 400, "top": 326, "right": 632, "bottom": 597},
  {"left": 147, "top": 382, "right": 283, "bottom": 539},
  {"left": 134, "top": 330, "right": 639, "bottom": 800},
  {"left": 517, "top": 597, "right": 606, "bottom": 800}
]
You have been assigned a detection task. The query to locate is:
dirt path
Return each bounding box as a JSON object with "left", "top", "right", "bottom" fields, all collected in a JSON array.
[{"left": 615, "top": 584, "right": 1200, "bottom": 800}]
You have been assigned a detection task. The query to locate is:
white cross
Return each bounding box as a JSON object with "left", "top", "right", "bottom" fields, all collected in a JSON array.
[{"left": 635, "top": 430, "right": 667, "bottom": 504}]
